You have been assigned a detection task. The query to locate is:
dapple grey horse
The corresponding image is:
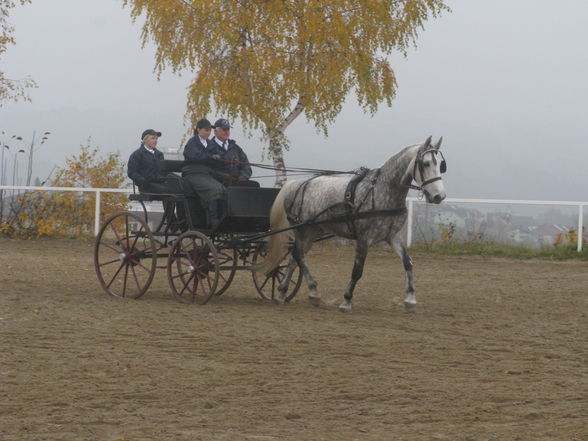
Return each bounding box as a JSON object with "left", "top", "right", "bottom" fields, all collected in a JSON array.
[{"left": 259, "top": 136, "right": 446, "bottom": 313}]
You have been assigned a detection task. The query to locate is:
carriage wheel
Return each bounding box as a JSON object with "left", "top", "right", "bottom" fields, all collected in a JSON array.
[
  {"left": 94, "top": 211, "right": 156, "bottom": 299},
  {"left": 167, "top": 231, "right": 219, "bottom": 304},
  {"left": 251, "top": 246, "right": 303, "bottom": 302},
  {"left": 214, "top": 247, "right": 238, "bottom": 296}
]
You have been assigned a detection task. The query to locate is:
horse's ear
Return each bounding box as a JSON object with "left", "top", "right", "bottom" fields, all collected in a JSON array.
[
  {"left": 422, "top": 136, "right": 432, "bottom": 150},
  {"left": 434, "top": 136, "right": 443, "bottom": 150}
]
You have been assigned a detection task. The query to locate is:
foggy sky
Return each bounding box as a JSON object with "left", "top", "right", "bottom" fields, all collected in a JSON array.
[{"left": 1, "top": 0, "right": 588, "bottom": 200}]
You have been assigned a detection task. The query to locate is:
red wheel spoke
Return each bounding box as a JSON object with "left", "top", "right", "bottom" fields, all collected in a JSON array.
[
  {"left": 172, "top": 271, "right": 191, "bottom": 280},
  {"left": 106, "top": 261, "right": 126, "bottom": 289},
  {"left": 125, "top": 215, "right": 130, "bottom": 250},
  {"left": 95, "top": 212, "right": 155, "bottom": 300},
  {"left": 167, "top": 231, "right": 218, "bottom": 304},
  {"left": 181, "top": 247, "right": 197, "bottom": 267},
  {"left": 109, "top": 223, "right": 124, "bottom": 250},
  {"left": 102, "top": 242, "right": 124, "bottom": 255},
  {"left": 99, "top": 258, "right": 121, "bottom": 267},
  {"left": 195, "top": 267, "right": 209, "bottom": 279},
  {"left": 129, "top": 224, "right": 144, "bottom": 251},
  {"left": 130, "top": 264, "right": 142, "bottom": 292},
  {"left": 127, "top": 257, "right": 151, "bottom": 273},
  {"left": 192, "top": 275, "right": 199, "bottom": 301},
  {"left": 252, "top": 248, "right": 302, "bottom": 302},
  {"left": 259, "top": 275, "right": 271, "bottom": 291},
  {"left": 129, "top": 245, "right": 151, "bottom": 258},
  {"left": 122, "top": 262, "right": 129, "bottom": 297},
  {"left": 179, "top": 273, "right": 195, "bottom": 296}
]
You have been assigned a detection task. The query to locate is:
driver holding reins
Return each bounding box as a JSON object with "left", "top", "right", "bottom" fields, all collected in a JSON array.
[{"left": 210, "top": 118, "right": 254, "bottom": 186}]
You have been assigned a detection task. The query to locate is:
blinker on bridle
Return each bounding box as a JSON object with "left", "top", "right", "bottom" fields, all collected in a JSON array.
[{"left": 404, "top": 149, "right": 447, "bottom": 192}]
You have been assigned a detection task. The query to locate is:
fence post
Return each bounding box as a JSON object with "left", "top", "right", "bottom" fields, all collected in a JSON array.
[
  {"left": 407, "top": 199, "right": 413, "bottom": 247},
  {"left": 578, "top": 204, "right": 583, "bottom": 252},
  {"left": 94, "top": 190, "right": 101, "bottom": 236}
]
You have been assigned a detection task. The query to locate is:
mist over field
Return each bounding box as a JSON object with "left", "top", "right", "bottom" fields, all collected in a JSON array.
[{"left": 1, "top": 0, "right": 587, "bottom": 201}]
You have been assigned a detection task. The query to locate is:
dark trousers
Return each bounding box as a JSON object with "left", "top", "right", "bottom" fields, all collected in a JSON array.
[{"left": 139, "top": 175, "right": 186, "bottom": 227}]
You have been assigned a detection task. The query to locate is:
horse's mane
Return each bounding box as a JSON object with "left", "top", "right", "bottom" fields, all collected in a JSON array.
[{"left": 381, "top": 143, "right": 420, "bottom": 175}]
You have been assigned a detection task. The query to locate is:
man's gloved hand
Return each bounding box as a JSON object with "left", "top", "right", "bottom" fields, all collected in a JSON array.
[
  {"left": 154, "top": 178, "right": 166, "bottom": 184},
  {"left": 237, "top": 176, "right": 249, "bottom": 181},
  {"left": 217, "top": 172, "right": 233, "bottom": 182}
]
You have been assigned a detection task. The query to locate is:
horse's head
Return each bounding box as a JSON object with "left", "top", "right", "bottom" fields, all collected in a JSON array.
[{"left": 413, "top": 136, "right": 447, "bottom": 204}]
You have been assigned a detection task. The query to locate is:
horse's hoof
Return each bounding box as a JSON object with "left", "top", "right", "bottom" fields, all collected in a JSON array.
[
  {"left": 404, "top": 300, "right": 417, "bottom": 312},
  {"left": 273, "top": 295, "right": 286, "bottom": 305},
  {"left": 339, "top": 302, "right": 352, "bottom": 313},
  {"left": 308, "top": 291, "right": 321, "bottom": 306}
]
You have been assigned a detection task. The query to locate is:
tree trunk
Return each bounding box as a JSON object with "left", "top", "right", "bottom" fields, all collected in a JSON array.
[
  {"left": 268, "top": 99, "right": 305, "bottom": 187},
  {"left": 268, "top": 132, "right": 287, "bottom": 187}
]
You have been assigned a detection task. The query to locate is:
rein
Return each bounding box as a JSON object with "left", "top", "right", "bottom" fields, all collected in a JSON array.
[
  {"left": 220, "top": 149, "right": 446, "bottom": 192},
  {"left": 220, "top": 158, "right": 356, "bottom": 176}
]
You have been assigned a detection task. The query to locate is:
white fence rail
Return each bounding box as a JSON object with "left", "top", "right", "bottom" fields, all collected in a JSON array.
[
  {"left": 0, "top": 185, "right": 132, "bottom": 237},
  {"left": 1, "top": 185, "right": 586, "bottom": 251}
]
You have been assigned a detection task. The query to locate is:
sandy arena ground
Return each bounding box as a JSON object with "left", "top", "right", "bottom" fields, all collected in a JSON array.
[{"left": 1, "top": 238, "right": 587, "bottom": 440}]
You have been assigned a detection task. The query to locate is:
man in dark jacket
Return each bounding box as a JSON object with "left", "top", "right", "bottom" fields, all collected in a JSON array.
[
  {"left": 128, "top": 129, "right": 185, "bottom": 227},
  {"left": 210, "top": 118, "right": 255, "bottom": 186},
  {"left": 182, "top": 119, "right": 226, "bottom": 227},
  {"left": 128, "top": 129, "right": 169, "bottom": 191}
]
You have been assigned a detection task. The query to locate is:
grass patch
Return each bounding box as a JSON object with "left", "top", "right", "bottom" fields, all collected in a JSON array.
[{"left": 413, "top": 241, "right": 588, "bottom": 260}]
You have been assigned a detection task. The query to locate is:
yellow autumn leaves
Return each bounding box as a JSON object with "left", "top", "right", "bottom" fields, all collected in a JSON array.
[
  {"left": 124, "top": 0, "right": 449, "bottom": 179},
  {"left": 3, "top": 143, "right": 127, "bottom": 238}
]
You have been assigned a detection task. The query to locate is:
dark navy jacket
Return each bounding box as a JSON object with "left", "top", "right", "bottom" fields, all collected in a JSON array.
[
  {"left": 127, "top": 144, "right": 166, "bottom": 186},
  {"left": 183, "top": 136, "right": 219, "bottom": 166},
  {"left": 211, "top": 137, "right": 253, "bottom": 179}
]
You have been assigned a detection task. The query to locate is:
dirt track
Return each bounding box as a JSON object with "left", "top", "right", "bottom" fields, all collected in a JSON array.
[{"left": 1, "top": 238, "right": 587, "bottom": 441}]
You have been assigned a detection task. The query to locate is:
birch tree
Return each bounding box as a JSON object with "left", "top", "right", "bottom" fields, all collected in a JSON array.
[
  {"left": 125, "top": 0, "right": 448, "bottom": 185},
  {"left": 0, "top": 0, "right": 35, "bottom": 105}
]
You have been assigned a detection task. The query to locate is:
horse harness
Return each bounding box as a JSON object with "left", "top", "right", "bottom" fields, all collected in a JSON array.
[
  {"left": 404, "top": 149, "right": 447, "bottom": 192},
  {"left": 287, "top": 167, "right": 407, "bottom": 239},
  {"left": 284, "top": 149, "right": 447, "bottom": 237}
]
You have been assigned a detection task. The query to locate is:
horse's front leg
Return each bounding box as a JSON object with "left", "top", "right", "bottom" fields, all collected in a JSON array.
[
  {"left": 391, "top": 237, "right": 416, "bottom": 311},
  {"left": 339, "top": 240, "right": 368, "bottom": 313}
]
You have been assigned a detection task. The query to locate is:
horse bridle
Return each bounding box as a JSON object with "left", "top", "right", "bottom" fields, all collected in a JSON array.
[{"left": 405, "top": 149, "right": 447, "bottom": 192}]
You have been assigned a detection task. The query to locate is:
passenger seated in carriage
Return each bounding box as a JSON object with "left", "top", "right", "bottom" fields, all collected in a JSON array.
[
  {"left": 127, "top": 129, "right": 185, "bottom": 226},
  {"left": 182, "top": 118, "right": 257, "bottom": 227}
]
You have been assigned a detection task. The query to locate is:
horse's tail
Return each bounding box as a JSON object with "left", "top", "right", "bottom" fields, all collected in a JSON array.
[{"left": 255, "top": 183, "right": 293, "bottom": 274}]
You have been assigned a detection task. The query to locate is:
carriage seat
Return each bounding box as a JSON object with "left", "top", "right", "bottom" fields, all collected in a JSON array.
[
  {"left": 128, "top": 159, "right": 260, "bottom": 201},
  {"left": 129, "top": 160, "right": 193, "bottom": 201}
]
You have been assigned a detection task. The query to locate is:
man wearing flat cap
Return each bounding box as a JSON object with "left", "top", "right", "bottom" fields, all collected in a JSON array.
[
  {"left": 128, "top": 129, "right": 185, "bottom": 223},
  {"left": 210, "top": 118, "right": 253, "bottom": 185},
  {"left": 128, "top": 129, "right": 170, "bottom": 191}
]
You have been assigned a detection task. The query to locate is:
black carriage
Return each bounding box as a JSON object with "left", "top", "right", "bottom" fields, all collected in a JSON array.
[{"left": 94, "top": 160, "right": 302, "bottom": 304}]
